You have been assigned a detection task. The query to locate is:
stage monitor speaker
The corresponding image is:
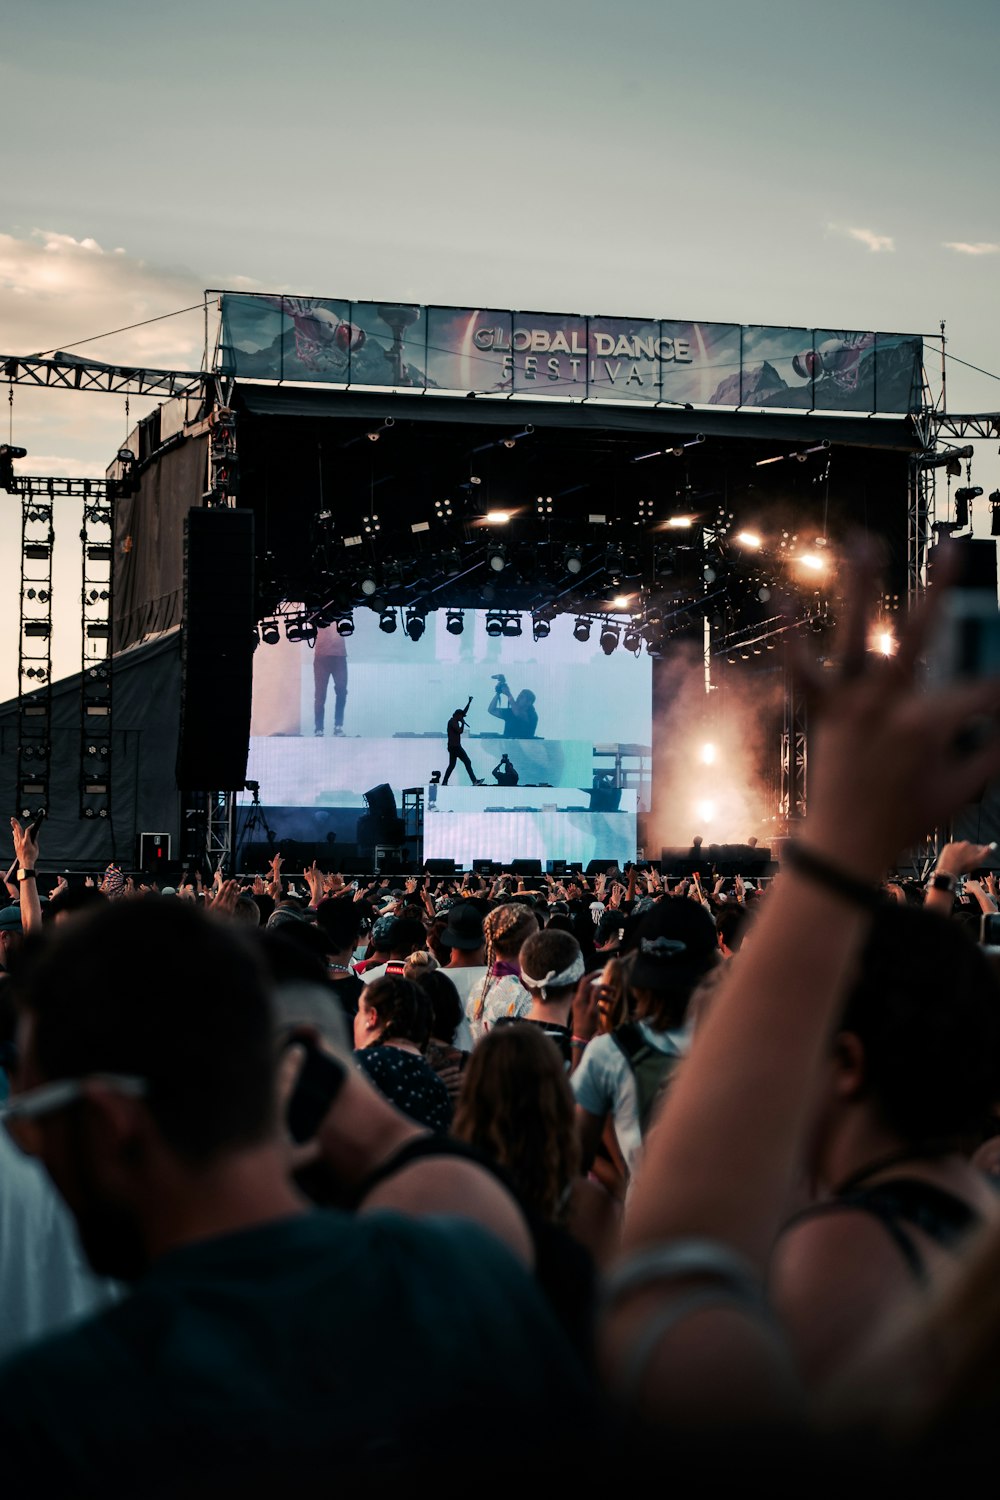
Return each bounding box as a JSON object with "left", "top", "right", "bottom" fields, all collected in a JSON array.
[
  {"left": 425, "top": 858, "right": 456, "bottom": 876},
  {"left": 177, "top": 508, "right": 255, "bottom": 790},
  {"left": 510, "top": 858, "right": 542, "bottom": 876},
  {"left": 473, "top": 859, "right": 501, "bottom": 875},
  {"left": 138, "top": 832, "right": 171, "bottom": 872},
  {"left": 547, "top": 860, "right": 568, "bottom": 876},
  {"left": 586, "top": 859, "right": 619, "bottom": 876},
  {"left": 364, "top": 783, "right": 398, "bottom": 821}
]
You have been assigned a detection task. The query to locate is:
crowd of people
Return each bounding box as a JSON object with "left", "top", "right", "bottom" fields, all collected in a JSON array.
[{"left": 4, "top": 557, "right": 1000, "bottom": 1490}]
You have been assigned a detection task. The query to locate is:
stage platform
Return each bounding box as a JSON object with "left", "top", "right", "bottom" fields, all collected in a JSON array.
[{"left": 423, "top": 786, "right": 637, "bottom": 866}]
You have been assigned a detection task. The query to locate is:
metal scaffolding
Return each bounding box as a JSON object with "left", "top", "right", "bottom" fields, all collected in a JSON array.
[
  {"left": 16, "top": 491, "right": 55, "bottom": 818},
  {"left": 80, "top": 484, "right": 116, "bottom": 821}
]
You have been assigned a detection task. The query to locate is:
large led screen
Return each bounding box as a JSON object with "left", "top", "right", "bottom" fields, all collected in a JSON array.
[{"left": 242, "top": 608, "right": 652, "bottom": 863}]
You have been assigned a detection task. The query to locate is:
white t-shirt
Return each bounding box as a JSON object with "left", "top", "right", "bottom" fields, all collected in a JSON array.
[
  {"left": 466, "top": 973, "right": 531, "bottom": 1044},
  {"left": 571, "top": 1021, "right": 688, "bottom": 1179},
  {"left": 0, "top": 1130, "right": 115, "bottom": 1362},
  {"left": 441, "top": 967, "right": 487, "bottom": 1051}
]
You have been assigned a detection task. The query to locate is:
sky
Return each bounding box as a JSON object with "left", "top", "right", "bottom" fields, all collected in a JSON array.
[{"left": 1, "top": 0, "right": 998, "bottom": 697}]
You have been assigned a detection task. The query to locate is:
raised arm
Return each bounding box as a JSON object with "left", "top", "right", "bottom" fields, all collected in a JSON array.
[
  {"left": 604, "top": 551, "right": 1000, "bottom": 1415},
  {"left": 10, "top": 818, "right": 42, "bottom": 937}
]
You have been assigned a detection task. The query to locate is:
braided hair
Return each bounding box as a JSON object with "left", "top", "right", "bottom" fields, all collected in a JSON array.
[{"left": 474, "top": 903, "right": 538, "bottom": 1021}]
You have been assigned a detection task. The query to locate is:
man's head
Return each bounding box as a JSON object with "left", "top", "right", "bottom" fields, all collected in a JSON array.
[
  {"left": 12, "top": 900, "right": 278, "bottom": 1279},
  {"left": 385, "top": 916, "right": 428, "bottom": 960}
]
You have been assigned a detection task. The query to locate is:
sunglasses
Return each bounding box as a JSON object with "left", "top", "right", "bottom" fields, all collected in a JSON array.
[{"left": 1, "top": 1073, "right": 147, "bottom": 1156}]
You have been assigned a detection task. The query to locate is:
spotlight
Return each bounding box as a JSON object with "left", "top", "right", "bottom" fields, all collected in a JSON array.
[
  {"left": 532, "top": 613, "right": 551, "bottom": 641},
  {"left": 286, "top": 617, "right": 317, "bottom": 647},
  {"left": 501, "top": 612, "right": 522, "bottom": 638},
  {"left": 486, "top": 543, "right": 508, "bottom": 573},
  {"left": 870, "top": 627, "right": 896, "bottom": 657},
  {"left": 485, "top": 511, "right": 511, "bottom": 525},
  {"left": 360, "top": 571, "right": 378, "bottom": 596},
  {"left": 735, "top": 531, "right": 762, "bottom": 550},
  {"left": 336, "top": 615, "right": 354, "bottom": 637},
  {"left": 991, "top": 491, "right": 1000, "bottom": 536},
  {"left": 695, "top": 799, "right": 715, "bottom": 823},
  {"left": 666, "top": 516, "right": 694, "bottom": 529},
  {"left": 954, "top": 486, "right": 982, "bottom": 528},
  {"left": 700, "top": 743, "right": 717, "bottom": 765},
  {"left": 379, "top": 608, "right": 397, "bottom": 634},
  {"left": 573, "top": 616, "right": 591, "bottom": 643},
  {"left": 563, "top": 545, "right": 584, "bottom": 575},
  {"left": 600, "top": 622, "right": 620, "bottom": 655},
  {"left": 757, "top": 585, "right": 772, "bottom": 602},
  {"left": 797, "top": 554, "right": 826, "bottom": 574},
  {"left": 623, "top": 625, "right": 642, "bottom": 655},
  {"left": 260, "top": 620, "right": 280, "bottom": 646},
  {"left": 486, "top": 611, "right": 504, "bottom": 638},
  {"left": 446, "top": 610, "right": 464, "bottom": 636},
  {"left": 404, "top": 608, "right": 426, "bottom": 641}
]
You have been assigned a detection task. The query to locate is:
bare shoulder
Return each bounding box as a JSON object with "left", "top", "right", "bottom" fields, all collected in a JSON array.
[{"left": 770, "top": 1207, "right": 922, "bottom": 1387}]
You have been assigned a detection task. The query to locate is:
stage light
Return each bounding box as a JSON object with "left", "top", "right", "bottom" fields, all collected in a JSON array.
[
  {"left": 600, "top": 622, "right": 620, "bottom": 656},
  {"left": 486, "top": 611, "right": 504, "bottom": 638},
  {"left": 379, "top": 608, "right": 397, "bottom": 634},
  {"left": 446, "top": 610, "right": 464, "bottom": 635},
  {"left": 336, "top": 615, "right": 354, "bottom": 637},
  {"left": 359, "top": 571, "right": 378, "bottom": 596},
  {"left": 623, "top": 625, "right": 642, "bottom": 655},
  {"left": 611, "top": 594, "right": 630, "bottom": 609},
  {"left": 757, "top": 585, "right": 772, "bottom": 602},
  {"left": 404, "top": 608, "right": 426, "bottom": 641},
  {"left": 563, "top": 546, "right": 584, "bottom": 575},
  {"left": 797, "top": 554, "right": 826, "bottom": 574},
  {"left": 700, "top": 743, "right": 717, "bottom": 765},
  {"left": 695, "top": 800, "right": 716, "bottom": 823},
  {"left": 501, "top": 612, "right": 522, "bottom": 638},
  {"left": 735, "top": 531, "right": 761, "bottom": 549},
  {"left": 286, "top": 617, "right": 317, "bottom": 647},
  {"left": 573, "top": 616, "right": 591, "bottom": 643},
  {"left": 532, "top": 613, "right": 551, "bottom": 641},
  {"left": 667, "top": 516, "right": 694, "bottom": 529},
  {"left": 703, "top": 566, "right": 717, "bottom": 584},
  {"left": 991, "top": 491, "right": 1000, "bottom": 536},
  {"left": 486, "top": 543, "right": 508, "bottom": 572},
  {"left": 260, "top": 620, "right": 280, "bottom": 646},
  {"left": 870, "top": 627, "right": 896, "bottom": 657},
  {"left": 485, "top": 511, "right": 511, "bottom": 525}
]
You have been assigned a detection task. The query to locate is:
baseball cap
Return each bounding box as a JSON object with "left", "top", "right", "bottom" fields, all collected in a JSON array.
[
  {"left": 0, "top": 905, "right": 23, "bottom": 933},
  {"left": 627, "top": 897, "right": 717, "bottom": 990}
]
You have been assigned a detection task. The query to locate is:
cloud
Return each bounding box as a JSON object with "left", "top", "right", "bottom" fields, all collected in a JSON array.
[
  {"left": 943, "top": 241, "right": 1000, "bottom": 256},
  {"left": 834, "top": 224, "right": 895, "bottom": 253},
  {"left": 0, "top": 229, "right": 206, "bottom": 365}
]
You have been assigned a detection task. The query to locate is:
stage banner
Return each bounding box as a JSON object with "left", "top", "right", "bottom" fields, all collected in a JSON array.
[{"left": 218, "top": 294, "right": 922, "bottom": 413}]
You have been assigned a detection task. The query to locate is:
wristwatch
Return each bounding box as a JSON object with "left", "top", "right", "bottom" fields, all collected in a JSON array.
[
  {"left": 16, "top": 868, "right": 36, "bottom": 882},
  {"left": 929, "top": 870, "right": 957, "bottom": 893}
]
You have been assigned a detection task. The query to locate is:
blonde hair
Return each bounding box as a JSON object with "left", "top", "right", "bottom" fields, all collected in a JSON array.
[{"left": 474, "top": 903, "right": 538, "bottom": 1020}]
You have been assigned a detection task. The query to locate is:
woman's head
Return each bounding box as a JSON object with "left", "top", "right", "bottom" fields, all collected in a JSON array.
[
  {"left": 484, "top": 903, "right": 539, "bottom": 965},
  {"left": 453, "top": 1024, "right": 578, "bottom": 1222},
  {"left": 826, "top": 903, "right": 1000, "bottom": 1149},
  {"left": 353, "top": 975, "right": 433, "bottom": 1053},
  {"left": 405, "top": 962, "right": 463, "bottom": 1045}
]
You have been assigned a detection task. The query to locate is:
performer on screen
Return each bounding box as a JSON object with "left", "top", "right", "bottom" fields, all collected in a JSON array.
[
  {"left": 492, "top": 754, "right": 519, "bottom": 786},
  {"left": 442, "top": 698, "right": 483, "bottom": 785},
  {"left": 313, "top": 624, "right": 348, "bottom": 737},
  {"left": 487, "top": 674, "right": 538, "bottom": 738}
]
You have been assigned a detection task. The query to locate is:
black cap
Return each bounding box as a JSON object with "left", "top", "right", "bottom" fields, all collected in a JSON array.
[{"left": 441, "top": 902, "right": 485, "bottom": 952}]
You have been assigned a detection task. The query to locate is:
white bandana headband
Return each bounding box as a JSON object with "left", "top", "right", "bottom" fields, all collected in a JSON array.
[{"left": 520, "top": 952, "right": 587, "bottom": 998}]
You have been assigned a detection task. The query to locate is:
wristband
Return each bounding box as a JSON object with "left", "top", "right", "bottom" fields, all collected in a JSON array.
[
  {"left": 16, "top": 868, "right": 36, "bottom": 882},
  {"left": 783, "top": 842, "right": 883, "bottom": 912},
  {"left": 571, "top": 1035, "right": 592, "bottom": 1049}
]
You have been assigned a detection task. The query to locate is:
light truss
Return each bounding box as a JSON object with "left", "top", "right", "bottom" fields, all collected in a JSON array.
[{"left": 1, "top": 353, "right": 206, "bottom": 399}]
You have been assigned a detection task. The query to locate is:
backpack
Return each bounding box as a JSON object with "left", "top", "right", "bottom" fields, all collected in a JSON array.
[{"left": 611, "top": 1022, "right": 682, "bottom": 1137}]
